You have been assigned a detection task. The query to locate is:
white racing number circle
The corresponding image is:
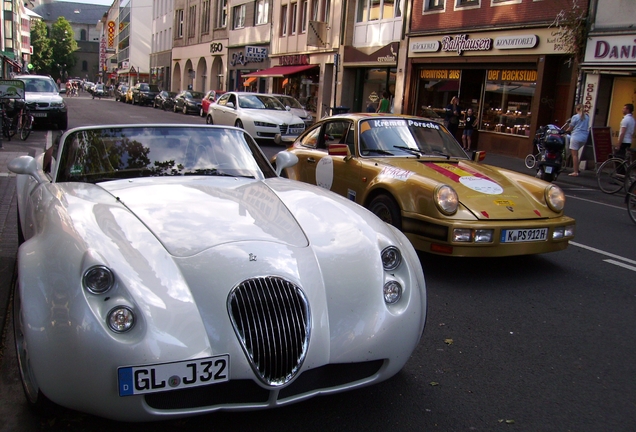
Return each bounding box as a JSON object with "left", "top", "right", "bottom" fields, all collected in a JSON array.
[
  {"left": 316, "top": 157, "right": 334, "bottom": 190},
  {"left": 458, "top": 176, "right": 503, "bottom": 195}
]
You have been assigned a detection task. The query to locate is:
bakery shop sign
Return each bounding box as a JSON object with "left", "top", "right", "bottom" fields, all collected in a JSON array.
[{"left": 442, "top": 34, "right": 492, "bottom": 55}]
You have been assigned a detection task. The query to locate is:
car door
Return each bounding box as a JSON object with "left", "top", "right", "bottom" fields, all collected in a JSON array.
[{"left": 211, "top": 93, "right": 231, "bottom": 125}]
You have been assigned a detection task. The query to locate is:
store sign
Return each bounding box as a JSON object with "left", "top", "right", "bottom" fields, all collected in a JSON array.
[
  {"left": 583, "top": 74, "right": 600, "bottom": 126},
  {"left": 411, "top": 41, "right": 441, "bottom": 53},
  {"left": 420, "top": 69, "right": 460, "bottom": 80},
  {"left": 584, "top": 35, "right": 636, "bottom": 64},
  {"left": 107, "top": 21, "right": 115, "bottom": 49},
  {"left": 230, "top": 46, "right": 268, "bottom": 66},
  {"left": 280, "top": 54, "right": 310, "bottom": 66},
  {"left": 487, "top": 69, "right": 537, "bottom": 83},
  {"left": 494, "top": 35, "right": 538, "bottom": 50},
  {"left": 441, "top": 34, "right": 492, "bottom": 55}
]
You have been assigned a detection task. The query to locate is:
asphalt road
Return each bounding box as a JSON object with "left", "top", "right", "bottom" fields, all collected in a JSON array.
[{"left": 0, "top": 95, "right": 634, "bottom": 431}]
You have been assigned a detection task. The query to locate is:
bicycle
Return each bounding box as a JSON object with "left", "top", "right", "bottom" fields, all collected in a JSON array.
[
  {"left": 16, "top": 101, "right": 33, "bottom": 140},
  {"left": 627, "top": 180, "right": 636, "bottom": 225},
  {"left": 1, "top": 100, "right": 18, "bottom": 141},
  {"left": 596, "top": 148, "right": 636, "bottom": 194}
]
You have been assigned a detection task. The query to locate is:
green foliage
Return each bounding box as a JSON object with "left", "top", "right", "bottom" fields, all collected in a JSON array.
[
  {"left": 550, "top": 0, "right": 588, "bottom": 63},
  {"left": 30, "top": 20, "right": 53, "bottom": 75},
  {"left": 50, "top": 17, "right": 79, "bottom": 79}
]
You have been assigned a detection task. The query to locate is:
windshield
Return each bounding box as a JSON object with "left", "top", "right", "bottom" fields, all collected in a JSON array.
[
  {"left": 358, "top": 118, "right": 467, "bottom": 158},
  {"left": 276, "top": 96, "right": 303, "bottom": 109},
  {"left": 19, "top": 77, "right": 57, "bottom": 93},
  {"left": 188, "top": 92, "right": 205, "bottom": 99},
  {"left": 55, "top": 126, "right": 278, "bottom": 183},
  {"left": 238, "top": 95, "right": 286, "bottom": 110}
]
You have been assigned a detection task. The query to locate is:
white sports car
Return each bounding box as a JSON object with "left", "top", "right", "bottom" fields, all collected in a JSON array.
[
  {"left": 206, "top": 92, "right": 306, "bottom": 144},
  {"left": 9, "top": 124, "right": 427, "bottom": 422}
]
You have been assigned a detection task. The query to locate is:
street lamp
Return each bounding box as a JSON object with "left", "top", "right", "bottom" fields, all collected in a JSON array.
[{"left": 57, "top": 63, "right": 67, "bottom": 82}]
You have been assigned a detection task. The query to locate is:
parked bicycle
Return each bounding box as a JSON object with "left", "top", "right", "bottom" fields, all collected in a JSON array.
[
  {"left": 627, "top": 180, "right": 636, "bottom": 225},
  {"left": 16, "top": 101, "right": 33, "bottom": 140},
  {"left": 596, "top": 148, "right": 636, "bottom": 194},
  {"left": 1, "top": 99, "right": 18, "bottom": 141}
]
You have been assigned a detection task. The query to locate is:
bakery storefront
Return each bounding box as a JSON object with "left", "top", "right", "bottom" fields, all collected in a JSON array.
[
  {"left": 406, "top": 29, "right": 576, "bottom": 157},
  {"left": 580, "top": 33, "right": 636, "bottom": 160}
]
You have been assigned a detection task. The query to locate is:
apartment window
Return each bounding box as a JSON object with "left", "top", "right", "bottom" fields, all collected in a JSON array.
[
  {"left": 202, "top": 0, "right": 211, "bottom": 33},
  {"left": 311, "top": 0, "right": 318, "bottom": 21},
  {"left": 457, "top": 0, "right": 479, "bottom": 6},
  {"left": 82, "top": 60, "right": 88, "bottom": 71},
  {"left": 80, "top": 29, "right": 87, "bottom": 40},
  {"left": 291, "top": 3, "right": 297, "bottom": 34},
  {"left": 301, "top": 0, "right": 308, "bottom": 33},
  {"left": 188, "top": 5, "right": 196, "bottom": 37},
  {"left": 176, "top": 9, "right": 184, "bottom": 38},
  {"left": 233, "top": 4, "right": 246, "bottom": 29},
  {"left": 256, "top": 0, "right": 269, "bottom": 25},
  {"left": 383, "top": 0, "right": 394, "bottom": 18},
  {"left": 369, "top": 0, "right": 380, "bottom": 20},
  {"left": 324, "top": 0, "right": 331, "bottom": 23},
  {"left": 492, "top": 0, "right": 521, "bottom": 4},
  {"left": 357, "top": 0, "right": 401, "bottom": 21},
  {"left": 424, "top": 0, "right": 444, "bottom": 11},
  {"left": 281, "top": 5, "right": 288, "bottom": 35},
  {"left": 217, "top": 0, "right": 227, "bottom": 27}
]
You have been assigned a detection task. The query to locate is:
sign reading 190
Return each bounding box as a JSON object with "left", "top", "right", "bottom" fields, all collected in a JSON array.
[{"left": 210, "top": 43, "right": 223, "bottom": 53}]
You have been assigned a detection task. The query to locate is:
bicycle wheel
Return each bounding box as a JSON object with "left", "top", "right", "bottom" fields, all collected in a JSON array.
[
  {"left": 627, "top": 181, "right": 636, "bottom": 225},
  {"left": 6, "top": 117, "right": 16, "bottom": 139},
  {"left": 597, "top": 158, "right": 625, "bottom": 194},
  {"left": 19, "top": 113, "right": 32, "bottom": 141},
  {"left": 524, "top": 154, "right": 536, "bottom": 169},
  {"left": 624, "top": 163, "right": 636, "bottom": 194}
]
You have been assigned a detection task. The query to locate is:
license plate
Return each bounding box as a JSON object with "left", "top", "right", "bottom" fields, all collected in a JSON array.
[
  {"left": 31, "top": 112, "right": 46, "bottom": 118},
  {"left": 501, "top": 228, "right": 548, "bottom": 243},
  {"left": 545, "top": 166, "right": 553, "bottom": 173},
  {"left": 289, "top": 128, "right": 303, "bottom": 135},
  {"left": 118, "top": 354, "right": 229, "bottom": 396}
]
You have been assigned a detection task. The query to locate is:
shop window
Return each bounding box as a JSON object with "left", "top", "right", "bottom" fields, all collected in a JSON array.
[
  {"left": 480, "top": 70, "right": 537, "bottom": 136},
  {"left": 281, "top": 5, "right": 288, "bottom": 35},
  {"left": 256, "top": 0, "right": 269, "bottom": 25},
  {"left": 233, "top": 4, "right": 246, "bottom": 29}
]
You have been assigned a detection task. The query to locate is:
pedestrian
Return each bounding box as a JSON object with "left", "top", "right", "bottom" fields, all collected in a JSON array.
[
  {"left": 461, "top": 108, "right": 477, "bottom": 150},
  {"left": 376, "top": 91, "right": 391, "bottom": 113},
  {"left": 445, "top": 96, "right": 461, "bottom": 138},
  {"left": 615, "top": 103, "right": 635, "bottom": 159},
  {"left": 564, "top": 103, "right": 590, "bottom": 177}
]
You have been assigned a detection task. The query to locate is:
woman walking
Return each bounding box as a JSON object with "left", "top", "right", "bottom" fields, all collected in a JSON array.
[{"left": 565, "top": 104, "right": 590, "bottom": 177}]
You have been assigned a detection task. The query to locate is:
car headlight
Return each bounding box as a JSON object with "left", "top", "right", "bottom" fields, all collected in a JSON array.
[
  {"left": 381, "top": 246, "right": 402, "bottom": 271},
  {"left": 50, "top": 101, "right": 65, "bottom": 108},
  {"left": 434, "top": 184, "right": 459, "bottom": 215},
  {"left": 545, "top": 184, "right": 565, "bottom": 212},
  {"left": 107, "top": 306, "right": 135, "bottom": 332},
  {"left": 383, "top": 281, "right": 402, "bottom": 304},
  {"left": 83, "top": 265, "right": 115, "bottom": 294},
  {"left": 254, "top": 121, "right": 277, "bottom": 128}
]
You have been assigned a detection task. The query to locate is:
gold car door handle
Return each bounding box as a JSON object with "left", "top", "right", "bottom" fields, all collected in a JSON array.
[{"left": 307, "top": 158, "right": 316, "bottom": 164}]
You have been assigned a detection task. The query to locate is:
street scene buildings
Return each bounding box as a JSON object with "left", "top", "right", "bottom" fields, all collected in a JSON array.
[{"left": 6, "top": 0, "right": 635, "bottom": 159}]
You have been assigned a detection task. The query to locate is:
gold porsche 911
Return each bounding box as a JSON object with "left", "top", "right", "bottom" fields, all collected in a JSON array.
[{"left": 277, "top": 113, "right": 575, "bottom": 257}]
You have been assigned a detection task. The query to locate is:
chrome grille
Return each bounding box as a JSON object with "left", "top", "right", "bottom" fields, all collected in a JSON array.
[
  {"left": 228, "top": 277, "right": 310, "bottom": 386},
  {"left": 279, "top": 124, "right": 289, "bottom": 134}
]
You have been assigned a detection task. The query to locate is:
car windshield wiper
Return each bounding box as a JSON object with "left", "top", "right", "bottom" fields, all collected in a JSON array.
[
  {"left": 364, "top": 148, "right": 394, "bottom": 155},
  {"left": 393, "top": 145, "right": 424, "bottom": 158}
]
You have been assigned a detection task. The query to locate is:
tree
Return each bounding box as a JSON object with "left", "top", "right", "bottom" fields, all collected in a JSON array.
[
  {"left": 30, "top": 20, "right": 53, "bottom": 75},
  {"left": 50, "top": 17, "right": 78, "bottom": 81}
]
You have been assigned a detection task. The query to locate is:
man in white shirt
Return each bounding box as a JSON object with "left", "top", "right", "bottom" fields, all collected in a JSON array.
[{"left": 616, "top": 103, "right": 635, "bottom": 158}]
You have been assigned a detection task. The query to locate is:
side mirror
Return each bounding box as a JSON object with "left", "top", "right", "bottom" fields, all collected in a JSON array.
[
  {"left": 285, "top": 105, "right": 291, "bottom": 111},
  {"left": 227, "top": 101, "right": 235, "bottom": 109},
  {"left": 274, "top": 151, "right": 299, "bottom": 176},
  {"left": 328, "top": 144, "right": 351, "bottom": 158},
  {"left": 472, "top": 150, "right": 486, "bottom": 162},
  {"left": 8, "top": 155, "right": 47, "bottom": 184}
]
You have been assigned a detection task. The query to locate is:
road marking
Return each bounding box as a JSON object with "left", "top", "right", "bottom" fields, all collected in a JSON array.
[
  {"left": 566, "top": 194, "right": 625, "bottom": 210},
  {"left": 46, "top": 130, "right": 53, "bottom": 149},
  {"left": 571, "top": 241, "right": 636, "bottom": 271}
]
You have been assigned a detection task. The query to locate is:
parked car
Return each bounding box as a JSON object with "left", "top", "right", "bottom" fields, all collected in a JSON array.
[
  {"left": 8, "top": 123, "right": 427, "bottom": 421},
  {"left": 92, "top": 83, "right": 106, "bottom": 99},
  {"left": 153, "top": 90, "right": 177, "bottom": 110},
  {"left": 15, "top": 74, "right": 68, "bottom": 129},
  {"left": 131, "top": 82, "right": 161, "bottom": 106},
  {"left": 275, "top": 113, "right": 576, "bottom": 257},
  {"left": 207, "top": 92, "right": 306, "bottom": 144},
  {"left": 173, "top": 90, "right": 204, "bottom": 114},
  {"left": 273, "top": 94, "right": 314, "bottom": 126},
  {"left": 200, "top": 89, "right": 225, "bottom": 117},
  {"left": 125, "top": 86, "right": 134, "bottom": 104},
  {"left": 115, "top": 83, "right": 128, "bottom": 102}
]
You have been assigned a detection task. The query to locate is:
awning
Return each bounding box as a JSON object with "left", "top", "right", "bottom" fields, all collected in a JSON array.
[
  {"left": 4, "top": 57, "right": 22, "bottom": 71},
  {"left": 243, "top": 77, "right": 256, "bottom": 86},
  {"left": 243, "top": 64, "right": 317, "bottom": 78}
]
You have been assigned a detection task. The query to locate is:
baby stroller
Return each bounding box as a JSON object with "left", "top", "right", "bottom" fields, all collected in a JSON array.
[{"left": 525, "top": 123, "right": 570, "bottom": 169}]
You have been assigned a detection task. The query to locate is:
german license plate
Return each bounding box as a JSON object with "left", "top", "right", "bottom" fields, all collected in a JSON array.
[
  {"left": 118, "top": 354, "right": 229, "bottom": 396},
  {"left": 545, "top": 166, "right": 553, "bottom": 174},
  {"left": 31, "top": 112, "right": 46, "bottom": 118},
  {"left": 501, "top": 228, "right": 548, "bottom": 243},
  {"left": 289, "top": 128, "right": 304, "bottom": 134}
]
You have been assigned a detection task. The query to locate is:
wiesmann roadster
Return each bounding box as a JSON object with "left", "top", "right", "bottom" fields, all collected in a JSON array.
[{"left": 8, "top": 124, "right": 427, "bottom": 422}]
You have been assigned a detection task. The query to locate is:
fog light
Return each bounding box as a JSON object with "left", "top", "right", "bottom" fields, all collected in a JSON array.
[
  {"left": 474, "top": 229, "right": 494, "bottom": 243},
  {"left": 553, "top": 227, "right": 565, "bottom": 239},
  {"left": 565, "top": 225, "right": 575, "bottom": 237},
  {"left": 453, "top": 228, "right": 472, "bottom": 242},
  {"left": 383, "top": 281, "right": 402, "bottom": 304},
  {"left": 108, "top": 306, "right": 135, "bottom": 333},
  {"left": 381, "top": 246, "right": 402, "bottom": 271},
  {"left": 83, "top": 266, "right": 114, "bottom": 294}
]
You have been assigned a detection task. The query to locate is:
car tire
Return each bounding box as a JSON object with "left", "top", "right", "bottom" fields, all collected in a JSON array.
[
  {"left": 206, "top": 114, "right": 214, "bottom": 125},
  {"left": 183, "top": 105, "right": 188, "bottom": 115},
  {"left": 368, "top": 194, "right": 402, "bottom": 230},
  {"left": 13, "top": 274, "right": 55, "bottom": 415},
  {"left": 235, "top": 119, "right": 244, "bottom": 129},
  {"left": 199, "top": 108, "right": 204, "bottom": 117},
  {"left": 173, "top": 104, "right": 178, "bottom": 113}
]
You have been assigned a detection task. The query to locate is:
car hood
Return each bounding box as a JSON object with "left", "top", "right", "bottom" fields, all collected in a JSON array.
[
  {"left": 372, "top": 158, "right": 555, "bottom": 220},
  {"left": 25, "top": 92, "right": 63, "bottom": 103},
  {"left": 98, "top": 177, "right": 309, "bottom": 256},
  {"left": 247, "top": 110, "right": 304, "bottom": 125},
  {"left": 289, "top": 107, "right": 311, "bottom": 118}
]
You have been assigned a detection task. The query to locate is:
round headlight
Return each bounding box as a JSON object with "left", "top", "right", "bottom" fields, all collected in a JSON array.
[
  {"left": 83, "top": 265, "right": 114, "bottom": 294},
  {"left": 381, "top": 246, "right": 402, "bottom": 271},
  {"left": 545, "top": 184, "right": 565, "bottom": 212},
  {"left": 383, "top": 280, "right": 402, "bottom": 304},
  {"left": 434, "top": 184, "right": 459, "bottom": 215},
  {"left": 107, "top": 306, "right": 135, "bottom": 333}
]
